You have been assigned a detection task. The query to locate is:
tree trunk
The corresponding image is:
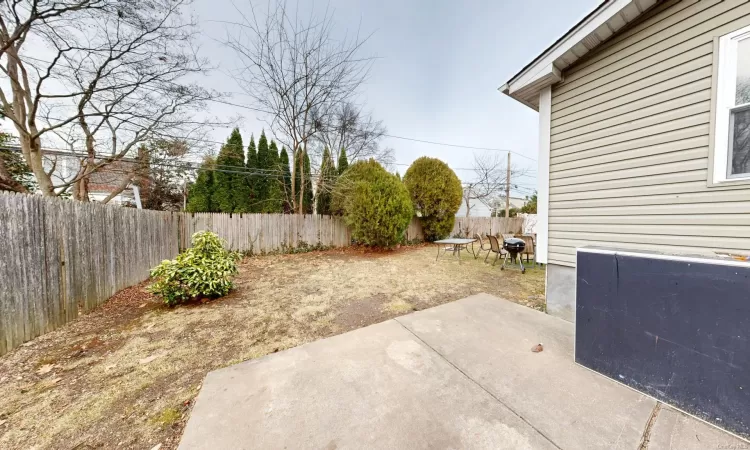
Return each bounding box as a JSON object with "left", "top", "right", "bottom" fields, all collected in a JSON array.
[
  {"left": 17, "top": 131, "right": 54, "bottom": 196},
  {"left": 298, "top": 145, "right": 305, "bottom": 214},
  {"left": 72, "top": 162, "right": 94, "bottom": 201},
  {"left": 463, "top": 193, "right": 472, "bottom": 237},
  {"left": 290, "top": 144, "right": 297, "bottom": 213},
  {"left": 7, "top": 46, "right": 55, "bottom": 196}
]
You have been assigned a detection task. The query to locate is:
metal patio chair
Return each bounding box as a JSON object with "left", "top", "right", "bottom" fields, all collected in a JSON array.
[
  {"left": 486, "top": 235, "right": 505, "bottom": 266},
  {"left": 474, "top": 233, "right": 491, "bottom": 260},
  {"left": 518, "top": 235, "right": 536, "bottom": 265}
]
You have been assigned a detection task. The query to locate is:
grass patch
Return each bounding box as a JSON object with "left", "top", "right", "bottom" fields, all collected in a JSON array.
[
  {"left": 153, "top": 407, "right": 181, "bottom": 427},
  {"left": 0, "top": 246, "right": 546, "bottom": 450},
  {"left": 36, "top": 356, "right": 58, "bottom": 367},
  {"left": 383, "top": 299, "right": 414, "bottom": 313}
]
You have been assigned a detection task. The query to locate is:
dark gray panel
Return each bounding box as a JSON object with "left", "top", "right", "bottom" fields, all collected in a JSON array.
[{"left": 575, "top": 249, "right": 750, "bottom": 438}]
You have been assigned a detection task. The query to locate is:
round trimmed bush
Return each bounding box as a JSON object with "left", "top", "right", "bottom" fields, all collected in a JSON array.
[
  {"left": 403, "top": 157, "right": 462, "bottom": 241},
  {"left": 333, "top": 159, "right": 413, "bottom": 247}
]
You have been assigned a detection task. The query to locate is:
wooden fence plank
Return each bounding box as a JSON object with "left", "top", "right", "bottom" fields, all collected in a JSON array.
[
  {"left": 0, "top": 193, "right": 181, "bottom": 356},
  {"left": 0, "top": 194, "right": 12, "bottom": 354}
]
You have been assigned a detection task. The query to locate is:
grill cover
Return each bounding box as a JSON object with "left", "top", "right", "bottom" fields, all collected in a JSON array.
[{"left": 503, "top": 238, "right": 526, "bottom": 252}]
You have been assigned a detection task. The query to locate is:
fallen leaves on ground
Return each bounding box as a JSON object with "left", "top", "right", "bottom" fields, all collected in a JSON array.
[{"left": 0, "top": 246, "right": 545, "bottom": 449}]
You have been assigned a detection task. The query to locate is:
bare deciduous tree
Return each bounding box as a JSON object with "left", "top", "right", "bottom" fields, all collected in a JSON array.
[
  {"left": 461, "top": 152, "right": 527, "bottom": 234},
  {"left": 225, "top": 1, "right": 374, "bottom": 213},
  {"left": 315, "top": 101, "right": 392, "bottom": 166},
  {"left": 0, "top": 0, "right": 220, "bottom": 200}
]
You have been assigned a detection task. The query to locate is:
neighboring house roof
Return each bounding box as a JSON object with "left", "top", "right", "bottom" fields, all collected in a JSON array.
[{"left": 499, "top": 0, "right": 659, "bottom": 109}]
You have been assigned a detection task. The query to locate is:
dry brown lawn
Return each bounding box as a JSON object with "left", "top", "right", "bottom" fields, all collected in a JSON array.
[{"left": 0, "top": 245, "right": 545, "bottom": 450}]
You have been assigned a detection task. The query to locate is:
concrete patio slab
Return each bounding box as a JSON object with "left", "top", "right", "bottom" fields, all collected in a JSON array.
[
  {"left": 649, "top": 406, "right": 744, "bottom": 450},
  {"left": 179, "top": 293, "right": 748, "bottom": 449},
  {"left": 395, "top": 293, "right": 656, "bottom": 449},
  {"left": 179, "top": 318, "right": 556, "bottom": 450}
]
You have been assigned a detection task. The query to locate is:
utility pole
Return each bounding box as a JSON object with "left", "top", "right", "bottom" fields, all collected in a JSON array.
[{"left": 505, "top": 152, "right": 511, "bottom": 218}]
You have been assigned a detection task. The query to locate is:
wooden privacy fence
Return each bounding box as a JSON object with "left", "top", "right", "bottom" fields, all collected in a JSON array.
[
  {"left": 0, "top": 191, "right": 529, "bottom": 356},
  {"left": 0, "top": 192, "right": 180, "bottom": 355},
  {"left": 400, "top": 216, "right": 526, "bottom": 241},
  {"left": 179, "top": 213, "right": 351, "bottom": 253}
]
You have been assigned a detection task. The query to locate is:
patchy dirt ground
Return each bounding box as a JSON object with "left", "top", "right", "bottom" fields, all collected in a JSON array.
[{"left": 0, "top": 245, "right": 545, "bottom": 450}]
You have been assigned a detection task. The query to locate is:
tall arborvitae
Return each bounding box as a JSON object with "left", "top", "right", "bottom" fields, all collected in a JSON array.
[
  {"left": 303, "top": 151, "right": 314, "bottom": 214},
  {"left": 267, "top": 140, "right": 283, "bottom": 213},
  {"left": 245, "top": 135, "right": 258, "bottom": 212},
  {"left": 337, "top": 147, "right": 349, "bottom": 175},
  {"left": 212, "top": 128, "right": 249, "bottom": 213},
  {"left": 186, "top": 156, "right": 216, "bottom": 212},
  {"left": 316, "top": 147, "right": 335, "bottom": 215},
  {"left": 279, "top": 147, "right": 292, "bottom": 213}
]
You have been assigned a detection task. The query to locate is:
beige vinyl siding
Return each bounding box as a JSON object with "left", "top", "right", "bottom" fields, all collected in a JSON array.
[{"left": 547, "top": 0, "right": 750, "bottom": 267}]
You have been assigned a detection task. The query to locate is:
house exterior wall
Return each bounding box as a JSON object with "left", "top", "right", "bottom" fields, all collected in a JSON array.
[
  {"left": 546, "top": 264, "right": 576, "bottom": 322},
  {"left": 547, "top": 0, "right": 750, "bottom": 268}
]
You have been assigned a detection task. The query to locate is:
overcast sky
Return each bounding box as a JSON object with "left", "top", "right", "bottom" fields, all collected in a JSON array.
[{"left": 191, "top": 0, "right": 601, "bottom": 197}]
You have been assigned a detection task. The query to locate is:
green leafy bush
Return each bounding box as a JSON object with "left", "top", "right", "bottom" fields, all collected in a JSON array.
[
  {"left": 148, "top": 231, "right": 240, "bottom": 306},
  {"left": 333, "top": 159, "right": 413, "bottom": 247},
  {"left": 331, "top": 159, "right": 388, "bottom": 215},
  {"left": 403, "top": 157, "right": 462, "bottom": 241}
]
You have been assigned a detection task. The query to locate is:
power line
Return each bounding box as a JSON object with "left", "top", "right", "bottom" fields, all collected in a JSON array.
[
  {"left": 37, "top": 152, "right": 538, "bottom": 197},
  {"left": 383, "top": 134, "right": 537, "bottom": 162},
  {"left": 17, "top": 54, "right": 538, "bottom": 162},
  {"left": 13, "top": 147, "right": 535, "bottom": 198},
  {"left": 27, "top": 113, "right": 539, "bottom": 179},
  {"left": 22, "top": 140, "right": 539, "bottom": 185}
]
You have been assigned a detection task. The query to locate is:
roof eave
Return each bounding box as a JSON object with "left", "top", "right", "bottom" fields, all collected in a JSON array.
[
  {"left": 498, "top": 83, "right": 540, "bottom": 112},
  {"left": 499, "top": 0, "right": 659, "bottom": 109}
]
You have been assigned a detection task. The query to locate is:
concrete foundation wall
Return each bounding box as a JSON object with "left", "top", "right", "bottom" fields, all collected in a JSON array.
[{"left": 546, "top": 264, "right": 576, "bottom": 322}]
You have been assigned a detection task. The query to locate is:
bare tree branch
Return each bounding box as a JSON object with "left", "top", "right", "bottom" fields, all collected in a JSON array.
[
  {"left": 314, "top": 101, "right": 391, "bottom": 166},
  {"left": 460, "top": 152, "right": 528, "bottom": 234},
  {"left": 0, "top": 0, "right": 225, "bottom": 201},
  {"left": 225, "top": 0, "right": 374, "bottom": 213}
]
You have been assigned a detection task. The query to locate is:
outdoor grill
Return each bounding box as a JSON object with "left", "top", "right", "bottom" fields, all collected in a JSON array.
[{"left": 502, "top": 238, "right": 526, "bottom": 273}]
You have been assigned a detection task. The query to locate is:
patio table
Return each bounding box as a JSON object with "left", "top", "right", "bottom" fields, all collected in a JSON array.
[{"left": 434, "top": 238, "right": 477, "bottom": 263}]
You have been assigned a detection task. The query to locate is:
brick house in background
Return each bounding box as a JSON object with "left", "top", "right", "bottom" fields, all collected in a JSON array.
[{"left": 0, "top": 146, "right": 144, "bottom": 205}]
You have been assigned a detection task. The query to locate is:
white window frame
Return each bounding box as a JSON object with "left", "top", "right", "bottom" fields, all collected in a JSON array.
[{"left": 713, "top": 24, "right": 750, "bottom": 184}]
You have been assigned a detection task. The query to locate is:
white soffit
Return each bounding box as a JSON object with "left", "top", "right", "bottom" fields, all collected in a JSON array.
[{"left": 499, "top": 0, "right": 658, "bottom": 110}]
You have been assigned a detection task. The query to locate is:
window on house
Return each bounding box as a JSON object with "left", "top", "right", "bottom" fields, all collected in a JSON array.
[{"left": 714, "top": 25, "right": 750, "bottom": 182}]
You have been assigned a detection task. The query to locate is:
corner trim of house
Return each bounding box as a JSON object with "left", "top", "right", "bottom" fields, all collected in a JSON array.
[{"left": 537, "top": 85, "right": 551, "bottom": 265}]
